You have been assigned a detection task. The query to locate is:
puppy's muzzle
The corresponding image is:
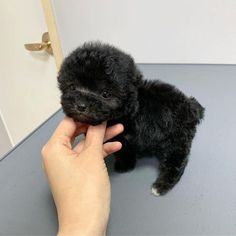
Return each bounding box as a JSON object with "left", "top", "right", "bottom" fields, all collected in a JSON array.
[{"left": 77, "top": 103, "right": 87, "bottom": 112}]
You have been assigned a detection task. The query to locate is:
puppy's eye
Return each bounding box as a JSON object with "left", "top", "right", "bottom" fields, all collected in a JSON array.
[{"left": 101, "top": 91, "right": 112, "bottom": 99}]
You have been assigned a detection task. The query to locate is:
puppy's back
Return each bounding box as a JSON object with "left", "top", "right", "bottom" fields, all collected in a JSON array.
[{"left": 138, "top": 79, "right": 204, "bottom": 127}]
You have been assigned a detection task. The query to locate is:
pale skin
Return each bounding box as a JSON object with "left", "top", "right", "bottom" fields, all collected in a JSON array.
[{"left": 41, "top": 117, "right": 124, "bottom": 236}]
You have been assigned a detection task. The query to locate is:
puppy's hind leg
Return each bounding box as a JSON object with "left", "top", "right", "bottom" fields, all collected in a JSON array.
[{"left": 152, "top": 152, "right": 188, "bottom": 196}]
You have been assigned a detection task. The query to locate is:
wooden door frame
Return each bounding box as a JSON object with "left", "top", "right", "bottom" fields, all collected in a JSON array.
[{"left": 41, "top": 0, "right": 63, "bottom": 70}]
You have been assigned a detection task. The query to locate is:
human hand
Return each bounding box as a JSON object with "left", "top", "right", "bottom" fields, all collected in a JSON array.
[{"left": 41, "top": 117, "right": 123, "bottom": 236}]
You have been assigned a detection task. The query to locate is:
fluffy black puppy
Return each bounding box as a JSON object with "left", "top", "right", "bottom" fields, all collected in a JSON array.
[{"left": 58, "top": 42, "right": 205, "bottom": 196}]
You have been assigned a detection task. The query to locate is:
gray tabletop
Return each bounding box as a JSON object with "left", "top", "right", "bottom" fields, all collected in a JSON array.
[{"left": 0, "top": 64, "right": 236, "bottom": 236}]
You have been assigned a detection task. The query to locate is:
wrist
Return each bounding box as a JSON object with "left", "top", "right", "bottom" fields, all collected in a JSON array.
[
  {"left": 58, "top": 222, "right": 106, "bottom": 236},
  {"left": 56, "top": 198, "right": 109, "bottom": 236},
  {"left": 57, "top": 212, "right": 107, "bottom": 236}
]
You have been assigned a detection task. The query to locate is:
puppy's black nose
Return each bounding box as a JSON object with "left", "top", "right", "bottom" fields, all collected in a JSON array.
[{"left": 77, "top": 104, "right": 86, "bottom": 112}]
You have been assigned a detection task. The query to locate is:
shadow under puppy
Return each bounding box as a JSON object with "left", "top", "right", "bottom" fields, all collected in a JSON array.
[{"left": 58, "top": 42, "right": 205, "bottom": 196}]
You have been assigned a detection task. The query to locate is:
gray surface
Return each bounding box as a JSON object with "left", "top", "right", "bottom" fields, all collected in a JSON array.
[{"left": 0, "top": 64, "right": 236, "bottom": 236}]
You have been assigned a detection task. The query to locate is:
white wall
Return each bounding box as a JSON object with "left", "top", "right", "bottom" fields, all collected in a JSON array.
[
  {"left": 53, "top": 0, "right": 236, "bottom": 64},
  {"left": 0, "top": 0, "right": 60, "bottom": 146},
  {"left": 0, "top": 110, "right": 12, "bottom": 158}
]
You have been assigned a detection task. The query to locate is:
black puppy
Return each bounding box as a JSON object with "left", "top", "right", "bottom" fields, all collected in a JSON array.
[{"left": 58, "top": 42, "right": 205, "bottom": 196}]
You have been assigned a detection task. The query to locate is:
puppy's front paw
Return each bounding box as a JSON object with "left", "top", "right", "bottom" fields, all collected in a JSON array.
[{"left": 114, "top": 159, "right": 136, "bottom": 173}]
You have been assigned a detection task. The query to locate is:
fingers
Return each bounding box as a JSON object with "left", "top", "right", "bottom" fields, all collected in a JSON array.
[
  {"left": 103, "top": 142, "right": 122, "bottom": 157},
  {"left": 84, "top": 122, "right": 107, "bottom": 148},
  {"left": 103, "top": 124, "right": 124, "bottom": 142},
  {"left": 74, "top": 123, "right": 124, "bottom": 153}
]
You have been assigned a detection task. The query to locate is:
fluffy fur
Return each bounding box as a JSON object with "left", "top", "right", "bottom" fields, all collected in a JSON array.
[{"left": 58, "top": 42, "right": 205, "bottom": 196}]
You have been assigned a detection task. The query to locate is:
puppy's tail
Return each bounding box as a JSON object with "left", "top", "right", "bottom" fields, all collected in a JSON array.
[{"left": 189, "top": 97, "right": 205, "bottom": 124}]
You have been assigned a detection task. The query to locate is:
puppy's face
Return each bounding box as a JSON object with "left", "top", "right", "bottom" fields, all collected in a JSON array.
[{"left": 58, "top": 43, "right": 141, "bottom": 125}]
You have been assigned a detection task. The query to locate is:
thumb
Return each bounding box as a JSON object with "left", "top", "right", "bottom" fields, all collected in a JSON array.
[
  {"left": 84, "top": 122, "right": 107, "bottom": 149},
  {"left": 50, "top": 117, "right": 77, "bottom": 148}
]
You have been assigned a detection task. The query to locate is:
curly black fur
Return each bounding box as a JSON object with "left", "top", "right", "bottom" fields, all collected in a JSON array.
[{"left": 58, "top": 42, "right": 205, "bottom": 196}]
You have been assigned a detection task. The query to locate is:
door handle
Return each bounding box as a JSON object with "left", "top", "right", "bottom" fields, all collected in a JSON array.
[{"left": 24, "top": 32, "right": 53, "bottom": 55}]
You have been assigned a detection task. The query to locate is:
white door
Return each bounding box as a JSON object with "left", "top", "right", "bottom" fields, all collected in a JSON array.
[{"left": 0, "top": 0, "right": 63, "bottom": 157}]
